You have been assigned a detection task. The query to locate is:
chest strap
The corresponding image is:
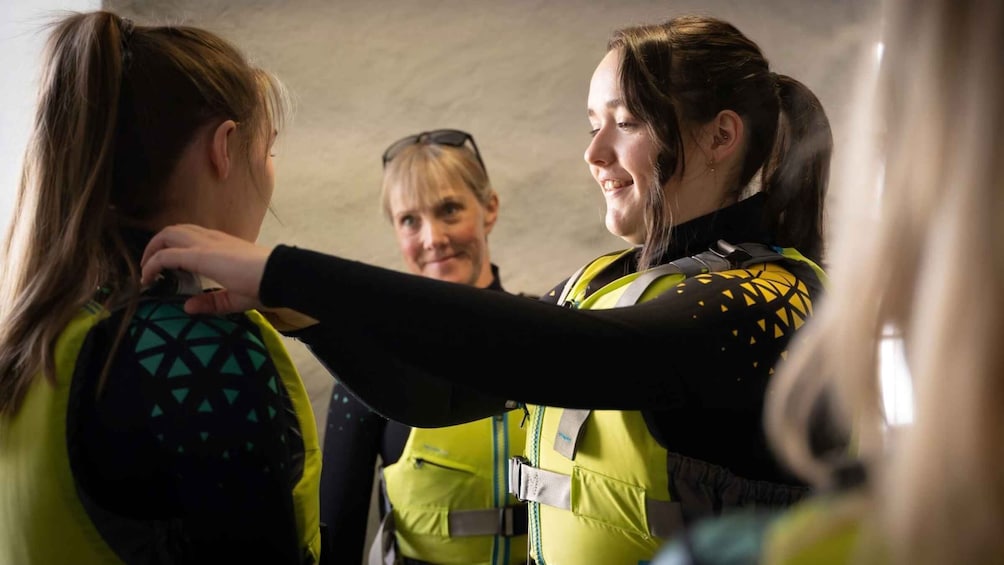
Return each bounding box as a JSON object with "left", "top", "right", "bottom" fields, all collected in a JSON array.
[
  {"left": 616, "top": 240, "right": 785, "bottom": 307},
  {"left": 368, "top": 499, "right": 527, "bottom": 565},
  {"left": 507, "top": 457, "right": 683, "bottom": 538}
]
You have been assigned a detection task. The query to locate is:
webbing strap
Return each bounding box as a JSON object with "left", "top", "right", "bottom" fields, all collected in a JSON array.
[
  {"left": 553, "top": 409, "right": 591, "bottom": 460},
  {"left": 556, "top": 262, "right": 590, "bottom": 306},
  {"left": 646, "top": 498, "right": 685, "bottom": 538},
  {"left": 616, "top": 240, "right": 785, "bottom": 307},
  {"left": 367, "top": 512, "right": 397, "bottom": 565},
  {"left": 448, "top": 504, "right": 529, "bottom": 537},
  {"left": 508, "top": 457, "right": 684, "bottom": 538},
  {"left": 508, "top": 457, "right": 571, "bottom": 510}
]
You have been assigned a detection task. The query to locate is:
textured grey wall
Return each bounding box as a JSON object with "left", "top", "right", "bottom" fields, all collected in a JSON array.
[{"left": 105, "top": 0, "right": 878, "bottom": 446}]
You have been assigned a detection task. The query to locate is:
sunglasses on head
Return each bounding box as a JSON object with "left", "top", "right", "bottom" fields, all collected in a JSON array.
[{"left": 381, "top": 129, "right": 486, "bottom": 174}]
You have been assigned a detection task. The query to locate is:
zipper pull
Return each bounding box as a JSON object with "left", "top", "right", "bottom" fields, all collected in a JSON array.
[{"left": 506, "top": 400, "right": 531, "bottom": 428}]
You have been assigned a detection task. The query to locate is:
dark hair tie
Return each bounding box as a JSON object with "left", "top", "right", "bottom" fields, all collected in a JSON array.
[{"left": 120, "top": 18, "right": 135, "bottom": 67}]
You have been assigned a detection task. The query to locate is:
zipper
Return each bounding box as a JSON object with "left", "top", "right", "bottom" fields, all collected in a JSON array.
[{"left": 529, "top": 406, "right": 546, "bottom": 564}]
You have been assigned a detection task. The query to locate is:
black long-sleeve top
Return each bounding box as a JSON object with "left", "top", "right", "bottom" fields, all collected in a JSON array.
[{"left": 275, "top": 195, "right": 824, "bottom": 484}]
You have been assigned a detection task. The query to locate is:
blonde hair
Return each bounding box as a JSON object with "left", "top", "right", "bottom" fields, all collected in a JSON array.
[
  {"left": 765, "top": 0, "right": 1004, "bottom": 563},
  {"left": 0, "top": 10, "right": 290, "bottom": 417},
  {"left": 380, "top": 141, "right": 494, "bottom": 221}
]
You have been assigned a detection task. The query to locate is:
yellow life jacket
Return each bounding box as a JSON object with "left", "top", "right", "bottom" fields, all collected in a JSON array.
[
  {"left": 509, "top": 241, "right": 826, "bottom": 565},
  {"left": 0, "top": 300, "right": 322, "bottom": 565},
  {"left": 372, "top": 410, "right": 528, "bottom": 565}
]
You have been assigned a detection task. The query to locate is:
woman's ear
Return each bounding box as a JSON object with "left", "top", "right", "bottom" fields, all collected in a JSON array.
[
  {"left": 209, "top": 120, "right": 239, "bottom": 180},
  {"left": 483, "top": 192, "right": 500, "bottom": 234},
  {"left": 709, "top": 110, "right": 743, "bottom": 160}
]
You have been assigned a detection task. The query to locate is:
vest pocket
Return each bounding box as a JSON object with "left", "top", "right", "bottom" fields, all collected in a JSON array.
[{"left": 571, "top": 466, "right": 653, "bottom": 537}]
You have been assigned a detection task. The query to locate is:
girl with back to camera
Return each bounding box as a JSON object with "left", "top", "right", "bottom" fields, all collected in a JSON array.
[
  {"left": 0, "top": 10, "right": 323, "bottom": 565},
  {"left": 141, "top": 15, "right": 834, "bottom": 565}
]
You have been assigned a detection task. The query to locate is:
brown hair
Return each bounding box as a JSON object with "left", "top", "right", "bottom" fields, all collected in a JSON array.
[
  {"left": 609, "top": 15, "right": 832, "bottom": 270},
  {"left": 0, "top": 10, "right": 289, "bottom": 417}
]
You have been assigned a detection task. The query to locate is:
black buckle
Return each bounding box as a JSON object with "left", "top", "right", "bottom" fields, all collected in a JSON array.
[
  {"left": 712, "top": 240, "right": 752, "bottom": 267},
  {"left": 499, "top": 503, "right": 529, "bottom": 536}
]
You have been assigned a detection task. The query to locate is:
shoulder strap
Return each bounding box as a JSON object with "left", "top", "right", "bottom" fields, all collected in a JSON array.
[
  {"left": 615, "top": 240, "right": 785, "bottom": 307},
  {"left": 556, "top": 248, "right": 635, "bottom": 306}
]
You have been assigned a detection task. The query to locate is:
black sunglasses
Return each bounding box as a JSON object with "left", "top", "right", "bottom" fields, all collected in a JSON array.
[{"left": 381, "top": 129, "right": 486, "bottom": 174}]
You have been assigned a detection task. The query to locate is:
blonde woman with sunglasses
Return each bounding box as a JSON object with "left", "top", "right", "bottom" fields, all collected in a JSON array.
[{"left": 318, "top": 129, "right": 529, "bottom": 565}]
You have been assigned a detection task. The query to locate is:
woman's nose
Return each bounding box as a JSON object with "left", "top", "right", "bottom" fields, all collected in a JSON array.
[
  {"left": 584, "top": 128, "right": 614, "bottom": 167},
  {"left": 421, "top": 220, "right": 449, "bottom": 249}
]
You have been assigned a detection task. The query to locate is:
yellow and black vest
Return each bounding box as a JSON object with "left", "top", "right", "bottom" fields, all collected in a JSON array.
[
  {"left": 0, "top": 300, "right": 322, "bottom": 565},
  {"left": 370, "top": 411, "right": 528, "bottom": 565},
  {"left": 508, "top": 241, "right": 826, "bottom": 565}
]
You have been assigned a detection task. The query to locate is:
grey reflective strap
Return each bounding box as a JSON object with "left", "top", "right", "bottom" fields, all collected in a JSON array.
[
  {"left": 508, "top": 457, "right": 571, "bottom": 510},
  {"left": 553, "top": 408, "right": 591, "bottom": 460},
  {"left": 448, "top": 504, "right": 527, "bottom": 537},
  {"left": 646, "top": 498, "right": 685, "bottom": 538},
  {"left": 508, "top": 458, "right": 685, "bottom": 539},
  {"left": 616, "top": 249, "right": 727, "bottom": 307},
  {"left": 670, "top": 250, "right": 731, "bottom": 275},
  {"left": 367, "top": 511, "right": 398, "bottom": 565},
  {"left": 556, "top": 262, "right": 590, "bottom": 306},
  {"left": 615, "top": 263, "right": 686, "bottom": 307},
  {"left": 616, "top": 242, "right": 785, "bottom": 308}
]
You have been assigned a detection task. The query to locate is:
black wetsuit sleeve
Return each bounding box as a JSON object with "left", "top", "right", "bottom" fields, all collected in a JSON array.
[
  {"left": 263, "top": 246, "right": 820, "bottom": 423},
  {"left": 68, "top": 302, "right": 306, "bottom": 564},
  {"left": 319, "top": 382, "right": 386, "bottom": 565}
]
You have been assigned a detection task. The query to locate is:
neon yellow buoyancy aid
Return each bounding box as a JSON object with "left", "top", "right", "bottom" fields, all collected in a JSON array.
[
  {"left": 0, "top": 301, "right": 322, "bottom": 565},
  {"left": 510, "top": 242, "right": 826, "bottom": 565},
  {"left": 375, "top": 410, "right": 528, "bottom": 565}
]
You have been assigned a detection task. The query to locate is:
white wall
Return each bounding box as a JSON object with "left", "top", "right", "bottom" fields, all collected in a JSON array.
[{"left": 0, "top": 0, "right": 100, "bottom": 238}]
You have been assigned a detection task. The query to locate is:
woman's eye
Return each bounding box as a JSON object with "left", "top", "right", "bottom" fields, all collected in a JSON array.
[{"left": 588, "top": 128, "right": 599, "bottom": 137}]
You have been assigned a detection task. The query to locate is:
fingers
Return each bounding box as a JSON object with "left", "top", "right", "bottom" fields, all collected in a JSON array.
[
  {"left": 183, "top": 291, "right": 225, "bottom": 315},
  {"left": 141, "top": 224, "right": 203, "bottom": 284},
  {"left": 140, "top": 247, "right": 198, "bottom": 286},
  {"left": 139, "top": 223, "right": 270, "bottom": 310},
  {"left": 141, "top": 224, "right": 202, "bottom": 266},
  {"left": 182, "top": 289, "right": 255, "bottom": 315}
]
